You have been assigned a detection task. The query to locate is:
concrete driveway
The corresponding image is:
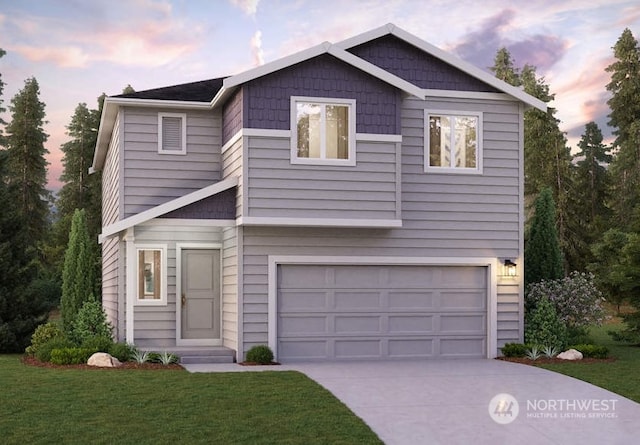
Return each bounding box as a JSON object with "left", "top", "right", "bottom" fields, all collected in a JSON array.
[{"left": 185, "top": 359, "right": 640, "bottom": 445}]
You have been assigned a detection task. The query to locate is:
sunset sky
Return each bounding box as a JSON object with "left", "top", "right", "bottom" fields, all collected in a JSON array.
[{"left": 1, "top": 0, "right": 639, "bottom": 191}]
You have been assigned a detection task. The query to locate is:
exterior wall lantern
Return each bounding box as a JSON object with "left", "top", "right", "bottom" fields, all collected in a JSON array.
[{"left": 502, "top": 259, "right": 518, "bottom": 277}]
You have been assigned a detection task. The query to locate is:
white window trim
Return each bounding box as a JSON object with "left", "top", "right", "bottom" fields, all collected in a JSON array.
[
  {"left": 424, "top": 110, "right": 483, "bottom": 174},
  {"left": 290, "top": 96, "right": 356, "bottom": 166},
  {"left": 158, "top": 112, "right": 187, "bottom": 155},
  {"left": 134, "top": 244, "right": 167, "bottom": 306}
]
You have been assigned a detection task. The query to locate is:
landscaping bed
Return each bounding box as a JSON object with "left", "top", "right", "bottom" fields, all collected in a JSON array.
[
  {"left": 21, "top": 355, "right": 184, "bottom": 370},
  {"left": 497, "top": 356, "right": 616, "bottom": 365}
]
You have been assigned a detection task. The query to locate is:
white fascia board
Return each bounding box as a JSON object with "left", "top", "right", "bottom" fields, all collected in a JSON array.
[
  {"left": 238, "top": 216, "right": 402, "bottom": 228},
  {"left": 336, "top": 23, "right": 547, "bottom": 112},
  {"left": 327, "top": 46, "right": 423, "bottom": 99},
  {"left": 100, "top": 176, "right": 239, "bottom": 240},
  {"left": 90, "top": 97, "right": 212, "bottom": 173},
  {"left": 223, "top": 43, "right": 330, "bottom": 89}
]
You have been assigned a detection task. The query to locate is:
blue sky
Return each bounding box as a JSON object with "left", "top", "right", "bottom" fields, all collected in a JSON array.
[{"left": 1, "top": 0, "right": 639, "bottom": 190}]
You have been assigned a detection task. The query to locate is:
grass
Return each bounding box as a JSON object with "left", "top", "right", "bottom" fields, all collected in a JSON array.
[
  {"left": 538, "top": 321, "right": 640, "bottom": 403},
  {"left": 0, "top": 355, "right": 382, "bottom": 445}
]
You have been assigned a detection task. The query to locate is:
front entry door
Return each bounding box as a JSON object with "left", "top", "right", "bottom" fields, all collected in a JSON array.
[{"left": 181, "top": 249, "right": 220, "bottom": 341}]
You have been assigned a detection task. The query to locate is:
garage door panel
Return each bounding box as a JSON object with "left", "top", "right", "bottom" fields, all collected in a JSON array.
[
  {"left": 277, "top": 265, "right": 487, "bottom": 361},
  {"left": 335, "top": 315, "right": 381, "bottom": 333},
  {"left": 388, "top": 291, "right": 434, "bottom": 309},
  {"left": 388, "top": 315, "right": 434, "bottom": 333},
  {"left": 334, "top": 291, "right": 381, "bottom": 309},
  {"left": 440, "top": 291, "right": 486, "bottom": 309}
]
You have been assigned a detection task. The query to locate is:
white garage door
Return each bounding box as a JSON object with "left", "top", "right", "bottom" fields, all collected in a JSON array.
[{"left": 277, "top": 264, "right": 487, "bottom": 361}]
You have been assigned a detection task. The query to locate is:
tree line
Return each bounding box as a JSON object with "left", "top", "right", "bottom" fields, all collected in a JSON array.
[{"left": 1, "top": 28, "right": 640, "bottom": 351}]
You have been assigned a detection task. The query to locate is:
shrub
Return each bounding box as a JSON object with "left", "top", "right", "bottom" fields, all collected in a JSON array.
[
  {"left": 131, "top": 349, "right": 151, "bottom": 364},
  {"left": 526, "top": 345, "right": 542, "bottom": 360},
  {"left": 245, "top": 345, "right": 274, "bottom": 364},
  {"left": 609, "top": 311, "right": 640, "bottom": 345},
  {"left": 50, "top": 347, "right": 94, "bottom": 365},
  {"left": 501, "top": 343, "right": 529, "bottom": 358},
  {"left": 569, "top": 344, "right": 609, "bottom": 359},
  {"left": 525, "top": 295, "right": 566, "bottom": 350},
  {"left": 157, "top": 351, "right": 179, "bottom": 365},
  {"left": 109, "top": 342, "right": 135, "bottom": 362},
  {"left": 526, "top": 272, "right": 605, "bottom": 330},
  {"left": 566, "top": 326, "right": 592, "bottom": 345},
  {"left": 25, "top": 322, "right": 65, "bottom": 356},
  {"left": 81, "top": 336, "right": 114, "bottom": 353},
  {"left": 70, "top": 300, "right": 113, "bottom": 345},
  {"left": 35, "top": 338, "right": 76, "bottom": 363}
]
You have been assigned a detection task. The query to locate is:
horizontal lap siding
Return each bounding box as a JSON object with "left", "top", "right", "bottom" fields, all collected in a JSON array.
[
  {"left": 240, "top": 96, "right": 523, "bottom": 355},
  {"left": 132, "top": 224, "right": 225, "bottom": 348},
  {"left": 222, "top": 227, "right": 238, "bottom": 350},
  {"left": 103, "top": 114, "right": 121, "bottom": 225},
  {"left": 222, "top": 136, "right": 243, "bottom": 217},
  {"left": 122, "top": 107, "right": 222, "bottom": 217},
  {"left": 102, "top": 236, "right": 120, "bottom": 340},
  {"left": 246, "top": 135, "right": 399, "bottom": 219}
]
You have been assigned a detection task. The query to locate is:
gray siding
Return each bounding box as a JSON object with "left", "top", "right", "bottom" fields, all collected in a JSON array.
[
  {"left": 102, "top": 235, "right": 120, "bottom": 339},
  {"left": 348, "top": 35, "right": 501, "bottom": 92},
  {"left": 239, "top": 95, "right": 523, "bottom": 356},
  {"left": 222, "top": 88, "right": 243, "bottom": 144},
  {"left": 102, "top": 113, "right": 122, "bottom": 225},
  {"left": 163, "top": 187, "right": 236, "bottom": 219},
  {"left": 246, "top": 135, "right": 400, "bottom": 220},
  {"left": 222, "top": 227, "right": 238, "bottom": 350},
  {"left": 122, "top": 107, "right": 222, "bottom": 217},
  {"left": 132, "top": 224, "right": 226, "bottom": 348},
  {"left": 245, "top": 54, "right": 401, "bottom": 134},
  {"left": 222, "top": 136, "right": 244, "bottom": 217}
]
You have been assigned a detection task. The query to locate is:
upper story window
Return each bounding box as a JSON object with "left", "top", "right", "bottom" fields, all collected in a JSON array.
[
  {"left": 291, "top": 97, "right": 356, "bottom": 166},
  {"left": 158, "top": 112, "right": 187, "bottom": 155},
  {"left": 425, "top": 111, "right": 482, "bottom": 174}
]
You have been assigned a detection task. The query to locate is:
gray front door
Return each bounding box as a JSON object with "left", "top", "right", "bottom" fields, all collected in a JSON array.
[{"left": 181, "top": 249, "right": 220, "bottom": 340}]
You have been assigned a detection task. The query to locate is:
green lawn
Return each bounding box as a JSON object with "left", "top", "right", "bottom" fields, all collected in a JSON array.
[
  {"left": 0, "top": 355, "right": 382, "bottom": 445},
  {"left": 539, "top": 322, "right": 640, "bottom": 403}
]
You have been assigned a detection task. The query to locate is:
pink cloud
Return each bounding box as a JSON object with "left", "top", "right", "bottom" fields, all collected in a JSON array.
[
  {"left": 230, "top": 0, "right": 260, "bottom": 16},
  {"left": 12, "top": 45, "right": 89, "bottom": 68},
  {"left": 250, "top": 30, "right": 264, "bottom": 66}
]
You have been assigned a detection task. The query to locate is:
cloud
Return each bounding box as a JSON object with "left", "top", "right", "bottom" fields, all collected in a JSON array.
[
  {"left": 450, "top": 9, "right": 568, "bottom": 73},
  {"left": 11, "top": 45, "right": 90, "bottom": 68},
  {"left": 250, "top": 30, "right": 264, "bottom": 66},
  {"left": 230, "top": 0, "right": 260, "bottom": 16}
]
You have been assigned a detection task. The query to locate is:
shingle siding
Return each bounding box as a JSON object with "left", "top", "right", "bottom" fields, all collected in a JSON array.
[
  {"left": 163, "top": 187, "right": 237, "bottom": 219},
  {"left": 245, "top": 54, "right": 401, "bottom": 134},
  {"left": 349, "top": 35, "right": 501, "bottom": 93},
  {"left": 222, "top": 88, "right": 243, "bottom": 144}
]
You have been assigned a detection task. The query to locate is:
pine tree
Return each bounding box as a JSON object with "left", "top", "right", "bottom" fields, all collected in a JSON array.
[
  {"left": 490, "top": 48, "right": 521, "bottom": 86},
  {"left": 0, "top": 48, "right": 7, "bottom": 148},
  {"left": 525, "top": 188, "right": 564, "bottom": 286},
  {"left": 606, "top": 28, "right": 640, "bottom": 228},
  {"left": 4, "top": 77, "right": 50, "bottom": 243},
  {"left": 60, "top": 209, "right": 96, "bottom": 334}
]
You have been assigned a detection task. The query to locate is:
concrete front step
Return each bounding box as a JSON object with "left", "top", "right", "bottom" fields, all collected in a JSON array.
[{"left": 143, "top": 347, "right": 236, "bottom": 364}]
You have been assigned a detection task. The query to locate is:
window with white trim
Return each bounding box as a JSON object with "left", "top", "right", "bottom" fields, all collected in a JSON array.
[
  {"left": 136, "top": 246, "right": 166, "bottom": 305},
  {"left": 291, "top": 97, "right": 356, "bottom": 165},
  {"left": 158, "top": 112, "right": 187, "bottom": 154},
  {"left": 425, "top": 111, "right": 482, "bottom": 173}
]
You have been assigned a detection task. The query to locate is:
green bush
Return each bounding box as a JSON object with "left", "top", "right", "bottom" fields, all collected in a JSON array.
[
  {"left": 109, "top": 342, "right": 135, "bottom": 362},
  {"left": 25, "top": 322, "right": 65, "bottom": 355},
  {"left": 609, "top": 311, "right": 640, "bottom": 345},
  {"left": 35, "top": 338, "right": 76, "bottom": 363},
  {"left": 245, "top": 345, "right": 274, "bottom": 364},
  {"left": 501, "top": 343, "right": 529, "bottom": 358},
  {"left": 566, "top": 326, "right": 592, "bottom": 345},
  {"left": 81, "top": 336, "right": 114, "bottom": 353},
  {"left": 71, "top": 300, "right": 113, "bottom": 345},
  {"left": 50, "top": 347, "right": 94, "bottom": 365},
  {"left": 569, "top": 344, "right": 609, "bottom": 359},
  {"left": 525, "top": 295, "right": 566, "bottom": 350}
]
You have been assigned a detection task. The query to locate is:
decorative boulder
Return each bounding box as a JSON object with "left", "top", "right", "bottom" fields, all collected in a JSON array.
[
  {"left": 557, "top": 349, "right": 583, "bottom": 360},
  {"left": 88, "top": 352, "right": 122, "bottom": 368}
]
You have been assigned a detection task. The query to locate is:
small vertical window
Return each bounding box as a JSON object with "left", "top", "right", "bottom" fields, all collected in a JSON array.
[
  {"left": 138, "top": 249, "right": 162, "bottom": 301},
  {"left": 291, "top": 97, "right": 355, "bottom": 165},
  {"left": 425, "top": 111, "right": 482, "bottom": 173},
  {"left": 158, "top": 113, "right": 187, "bottom": 154}
]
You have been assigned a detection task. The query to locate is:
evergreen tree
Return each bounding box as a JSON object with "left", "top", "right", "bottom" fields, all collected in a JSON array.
[
  {"left": 606, "top": 28, "right": 640, "bottom": 228},
  {"left": 0, "top": 151, "right": 49, "bottom": 352},
  {"left": 60, "top": 209, "right": 96, "bottom": 334},
  {"left": 572, "top": 122, "right": 612, "bottom": 270},
  {"left": 4, "top": 77, "right": 50, "bottom": 244},
  {"left": 490, "top": 48, "right": 521, "bottom": 86},
  {"left": 525, "top": 188, "right": 564, "bottom": 286},
  {"left": 0, "top": 48, "right": 6, "bottom": 148}
]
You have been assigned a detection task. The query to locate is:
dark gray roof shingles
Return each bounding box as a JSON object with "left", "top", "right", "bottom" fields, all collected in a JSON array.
[{"left": 113, "top": 77, "right": 226, "bottom": 102}]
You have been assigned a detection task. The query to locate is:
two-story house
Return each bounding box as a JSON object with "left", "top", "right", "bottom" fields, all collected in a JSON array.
[{"left": 91, "top": 23, "right": 545, "bottom": 363}]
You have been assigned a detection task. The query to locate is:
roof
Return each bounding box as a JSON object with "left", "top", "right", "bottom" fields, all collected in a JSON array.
[
  {"left": 114, "top": 77, "right": 225, "bottom": 102},
  {"left": 91, "top": 23, "right": 547, "bottom": 173}
]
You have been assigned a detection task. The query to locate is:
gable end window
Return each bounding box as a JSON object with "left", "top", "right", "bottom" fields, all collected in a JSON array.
[
  {"left": 291, "top": 97, "right": 356, "bottom": 166},
  {"left": 158, "top": 113, "right": 187, "bottom": 155},
  {"left": 425, "top": 111, "right": 482, "bottom": 173}
]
